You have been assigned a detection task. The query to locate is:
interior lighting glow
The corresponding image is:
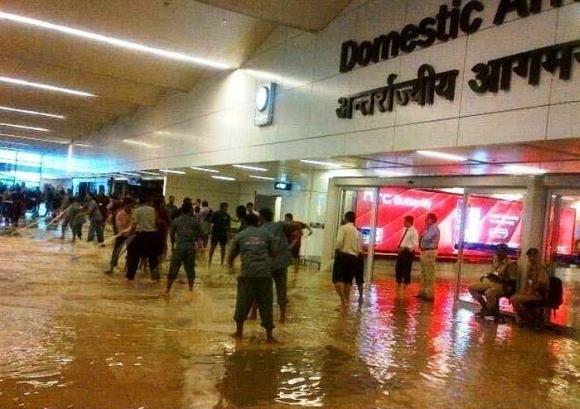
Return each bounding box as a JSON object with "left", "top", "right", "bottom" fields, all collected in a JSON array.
[
  {"left": 73, "top": 143, "right": 92, "bottom": 148},
  {"left": 190, "top": 166, "right": 219, "bottom": 173},
  {"left": 159, "top": 169, "right": 186, "bottom": 175},
  {"left": 233, "top": 164, "right": 268, "bottom": 172},
  {"left": 416, "top": 150, "right": 467, "bottom": 162},
  {"left": 122, "top": 139, "right": 160, "bottom": 149},
  {"left": 0, "top": 132, "right": 68, "bottom": 144},
  {"left": 503, "top": 164, "right": 546, "bottom": 175},
  {"left": 0, "top": 105, "right": 65, "bottom": 119},
  {"left": 249, "top": 175, "right": 275, "bottom": 181},
  {"left": 0, "top": 122, "right": 50, "bottom": 132},
  {"left": 212, "top": 175, "right": 236, "bottom": 181},
  {"left": 300, "top": 159, "right": 343, "bottom": 167},
  {"left": 0, "top": 76, "right": 95, "bottom": 97},
  {"left": 136, "top": 170, "right": 161, "bottom": 176},
  {"left": 0, "top": 11, "right": 231, "bottom": 70}
]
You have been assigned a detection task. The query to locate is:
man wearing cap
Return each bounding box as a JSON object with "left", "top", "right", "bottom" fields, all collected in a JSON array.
[
  {"left": 469, "top": 243, "right": 518, "bottom": 317},
  {"left": 510, "top": 248, "right": 550, "bottom": 325}
]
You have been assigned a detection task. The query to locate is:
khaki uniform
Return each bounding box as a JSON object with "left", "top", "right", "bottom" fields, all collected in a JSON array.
[
  {"left": 510, "top": 263, "right": 549, "bottom": 323},
  {"left": 469, "top": 256, "right": 518, "bottom": 311}
]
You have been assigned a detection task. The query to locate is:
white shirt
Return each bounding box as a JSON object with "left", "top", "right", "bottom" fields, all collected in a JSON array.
[
  {"left": 398, "top": 226, "right": 419, "bottom": 251},
  {"left": 336, "top": 222, "right": 362, "bottom": 256}
]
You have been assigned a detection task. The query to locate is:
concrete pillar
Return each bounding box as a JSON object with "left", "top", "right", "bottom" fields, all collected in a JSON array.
[
  {"left": 518, "top": 176, "right": 548, "bottom": 288},
  {"left": 321, "top": 179, "right": 340, "bottom": 271}
]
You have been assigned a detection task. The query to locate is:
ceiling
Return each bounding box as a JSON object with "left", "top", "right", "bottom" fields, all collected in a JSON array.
[
  {"left": 196, "top": 0, "right": 352, "bottom": 31},
  {"left": 0, "top": 0, "right": 280, "bottom": 149},
  {"left": 90, "top": 139, "right": 580, "bottom": 183}
]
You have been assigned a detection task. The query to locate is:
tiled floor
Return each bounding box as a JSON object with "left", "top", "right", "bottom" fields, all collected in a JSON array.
[{"left": 0, "top": 227, "right": 579, "bottom": 409}]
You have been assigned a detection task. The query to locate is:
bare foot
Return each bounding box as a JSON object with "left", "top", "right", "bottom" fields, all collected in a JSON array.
[
  {"left": 266, "top": 336, "right": 279, "bottom": 344},
  {"left": 231, "top": 332, "right": 243, "bottom": 339}
]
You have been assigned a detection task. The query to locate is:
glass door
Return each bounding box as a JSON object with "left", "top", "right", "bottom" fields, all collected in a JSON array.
[
  {"left": 457, "top": 188, "right": 526, "bottom": 305},
  {"left": 543, "top": 193, "right": 579, "bottom": 328},
  {"left": 337, "top": 187, "right": 379, "bottom": 283}
]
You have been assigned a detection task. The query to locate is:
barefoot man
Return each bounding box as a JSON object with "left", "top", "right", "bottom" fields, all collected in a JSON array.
[{"left": 228, "top": 213, "right": 277, "bottom": 343}]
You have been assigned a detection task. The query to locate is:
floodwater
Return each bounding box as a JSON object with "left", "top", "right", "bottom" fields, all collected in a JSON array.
[{"left": 0, "top": 228, "right": 579, "bottom": 409}]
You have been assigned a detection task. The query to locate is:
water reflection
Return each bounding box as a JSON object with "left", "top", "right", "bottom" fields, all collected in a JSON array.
[{"left": 0, "top": 234, "right": 578, "bottom": 409}]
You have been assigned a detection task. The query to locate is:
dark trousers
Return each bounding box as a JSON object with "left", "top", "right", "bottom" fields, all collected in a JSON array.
[
  {"left": 234, "top": 277, "right": 274, "bottom": 330},
  {"left": 126, "top": 231, "right": 160, "bottom": 280},
  {"left": 395, "top": 249, "right": 414, "bottom": 284},
  {"left": 71, "top": 223, "right": 83, "bottom": 240},
  {"left": 110, "top": 236, "right": 127, "bottom": 269},
  {"left": 167, "top": 247, "right": 196, "bottom": 287},
  {"left": 272, "top": 268, "right": 288, "bottom": 306},
  {"left": 88, "top": 220, "right": 104, "bottom": 243}
]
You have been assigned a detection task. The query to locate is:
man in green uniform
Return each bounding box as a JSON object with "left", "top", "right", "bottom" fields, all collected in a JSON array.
[
  {"left": 259, "top": 208, "right": 291, "bottom": 323},
  {"left": 228, "top": 213, "right": 276, "bottom": 343},
  {"left": 164, "top": 202, "right": 201, "bottom": 297}
]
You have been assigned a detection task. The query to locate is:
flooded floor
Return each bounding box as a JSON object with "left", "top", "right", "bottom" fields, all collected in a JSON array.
[{"left": 0, "top": 228, "right": 579, "bottom": 409}]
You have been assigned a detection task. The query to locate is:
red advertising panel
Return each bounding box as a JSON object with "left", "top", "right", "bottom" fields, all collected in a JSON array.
[
  {"left": 355, "top": 188, "right": 524, "bottom": 257},
  {"left": 556, "top": 207, "right": 576, "bottom": 255}
]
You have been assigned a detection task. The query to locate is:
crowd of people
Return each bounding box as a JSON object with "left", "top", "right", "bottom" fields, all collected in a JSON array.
[{"left": 3, "top": 182, "right": 561, "bottom": 339}]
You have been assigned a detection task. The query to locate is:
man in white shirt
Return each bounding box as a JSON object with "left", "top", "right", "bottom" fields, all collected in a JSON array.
[
  {"left": 395, "top": 215, "right": 419, "bottom": 290},
  {"left": 333, "top": 211, "right": 363, "bottom": 309}
]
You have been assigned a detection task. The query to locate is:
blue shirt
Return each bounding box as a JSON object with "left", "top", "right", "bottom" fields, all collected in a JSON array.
[
  {"left": 229, "top": 226, "right": 274, "bottom": 278},
  {"left": 260, "top": 221, "right": 291, "bottom": 270},
  {"left": 420, "top": 224, "right": 440, "bottom": 250}
]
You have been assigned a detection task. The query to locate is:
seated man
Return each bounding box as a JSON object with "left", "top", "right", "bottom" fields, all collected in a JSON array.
[
  {"left": 469, "top": 243, "right": 518, "bottom": 317},
  {"left": 510, "top": 248, "right": 550, "bottom": 326}
]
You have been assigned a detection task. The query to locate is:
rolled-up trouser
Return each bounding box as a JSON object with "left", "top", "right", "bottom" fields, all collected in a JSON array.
[
  {"left": 110, "top": 236, "right": 128, "bottom": 269},
  {"left": 234, "top": 276, "right": 274, "bottom": 330},
  {"left": 271, "top": 268, "right": 288, "bottom": 306},
  {"left": 168, "top": 247, "right": 196, "bottom": 286},
  {"left": 469, "top": 279, "right": 504, "bottom": 309},
  {"left": 419, "top": 250, "right": 437, "bottom": 299}
]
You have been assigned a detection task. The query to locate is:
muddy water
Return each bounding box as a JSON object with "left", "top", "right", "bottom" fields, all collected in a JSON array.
[{"left": 0, "top": 230, "right": 578, "bottom": 409}]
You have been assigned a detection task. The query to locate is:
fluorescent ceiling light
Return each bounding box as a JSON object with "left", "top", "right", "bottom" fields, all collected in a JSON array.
[
  {"left": 159, "top": 169, "right": 186, "bottom": 175},
  {"left": 0, "top": 11, "right": 231, "bottom": 70},
  {"left": 0, "top": 105, "right": 65, "bottom": 119},
  {"left": 122, "top": 139, "right": 160, "bottom": 149},
  {"left": 0, "top": 122, "right": 50, "bottom": 132},
  {"left": 0, "top": 132, "right": 68, "bottom": 144},
  {"left": 136, "top": 170, "right": 161, "bottom": 176},
  {"left": 416, "top": 150, "right": 467, "bottom": 162},
  {"left": 300, "top": 159, "right": 343, "bottom": 167},
  {"left": 117, "top": 171, "right": 142, "bottom": 177},
  {"left": 73, "top": 143, "right": 92, "bottom": 148},
  {"left": 190, "top": 166, "right": 219, "bottom": 173},
  {"left": 249, "top": 175, "right": 275, "bottom": 181},
  {"left": 212, "top": 175, "right": 236, "bottom": 181},
  {"left": 503, "top": 164, "right": 546, "bottom": 175},
  {"left": 0, "top": 76, "right": 95, "bottom": 97},
  {"left": 233, "top": 164, "right": 268, "bottom": 172}
]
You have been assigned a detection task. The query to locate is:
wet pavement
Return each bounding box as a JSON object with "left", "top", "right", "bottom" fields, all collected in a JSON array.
[{"left": 0, "top": 228, "right": 579, "bottom": 409}]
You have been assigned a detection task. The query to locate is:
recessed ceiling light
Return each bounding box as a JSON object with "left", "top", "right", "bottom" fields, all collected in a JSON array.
[
  {"left": 503, "top": 164, "right": 546, "bottom": 175},
  {"left": 0, "top": 11, "right": 232, "bottom": 70},
  {"left": 122, "top": 139, "right": 160, "bottom": 149},
  {"left": 0, "top": 105, "right": 65, "bottom": 119},
  {"left": 249, "top": 175, "right": 275, "bottom": 181},
  {"left": 0, "top": 132, "right": 68, "bottom": 144},
  {"left": 212, "top": 175, "right": 236, "bottom": 181},
  {"left": 0, "top": 75, "right": 95, "bottom": 97},
  {"left": 159, "top": 169, "right": 186, "bottom": 175},
  {"left": 0, "top": 122, "right": 50, "bottom": 132},
  {"left": 233, "top": 164, "right": 268, "bottom": 172},
  {"left": 416, "top": 150, "right": 467, "bottom": 162},
  {"left": 190, "top": 166, "right": 219, "bottom": 173},
  {"left": 136, "top": 170, "right": 161, "bottom": 176},
  {"left": 300, "top": 159, "right": 343, "bottom": 167}
]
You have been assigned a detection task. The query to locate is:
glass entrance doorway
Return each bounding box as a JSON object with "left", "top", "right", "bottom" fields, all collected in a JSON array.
[
  {"left": 544, "top": 193, "right": 580, "bottom": 327},
  {"left": 336, "top": 183, "right": 528, "bottom": 307}
]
